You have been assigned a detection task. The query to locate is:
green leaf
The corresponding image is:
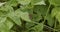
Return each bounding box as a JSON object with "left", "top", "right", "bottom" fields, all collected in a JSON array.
[
  {"left": 56, "top": 12, "right": 60, "bottom": 23},
  {"left": 6, "top": 0, "right": 18, "bottom": 6},
  {"left": 46, "top": 14, "right": 54, "bottom": 27},
  {"left": 51, "top": 7, "right": 60, "bottom": 23},
  {"left": 15, "top": 9, "right": 31, "bottom": 22},
  {"left": 32, "top": 5, "right": 48, "bottom": 22},
  {"left": 31, "top": 23, "right": 43, "bottom": 32},
  {"left": 0, "top": 17, "right": 13, "bottom": 32},
  {"left": 0, "top": 5, "right": 13, "bottom": 12},
  {"left": 7, "top": 11, "right": 21, "bottom": 26},
  {"left": 6, "top": 18, "right": 14, "bottom": 29},
  {"left": 32, "top": 14, "right": 42, "bottom": 21},
  {"left": 0, "top": 17, "right": 6, "bottom": 24},
  {"left": 20, "top": 12, "right": 31, "bottom": 22},
  {"left": 17, "top": 0, "right": 31, "bottom": 5},
  {"left": 0, "top": 5, "right": 14, "bottom": 17},
  {"left": 25, "top": 22, "right": 35, "bottom": 29},
  {"left": 31, "top": 0, "right": 45, "bottom": 5},
  {"left": 51, "top": 7, "right": 60, "bottom": 17},
  {"left": 33, "top": 5, "right": 48, "bottom": 16},
  {"left": 20, "top": 4, "right": 33, "bottom": 14},
  {"left": 49, "top": 0, "right": 60, "bottom": 6},
  {"left": 11, "top": 17, "right": 21, "bottom": 26}
]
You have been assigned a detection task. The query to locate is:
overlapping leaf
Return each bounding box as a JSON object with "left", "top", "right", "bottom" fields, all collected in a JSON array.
[
  {"left": 33, "top": 5, "right": 48, "bottom": 16},
  {"left": 15, "top": 9, "right": 31, "bottom": 22},
  {"left": 32, "top": 5, "right": 48, "bottom": 22},
  {"left": 0, "top": 17, "right": 13, "bottom": 32},
  {"left": 7, "top": 11, "right": 21, "bottom": 26},
  {"left": 0, "top": 0, "right": 60, "bottom": 32},
  {"left": 6, "top": 0, "right": 18, "bottom": 6},
  {"left": 31, "top": 23, "right": 43, "bottom": 32},
  {"left": 49, "top": 0, "right": 60, "bottom": 6},
  {"left": 51, "top": 7, "right": 60, "bottom": 23}
]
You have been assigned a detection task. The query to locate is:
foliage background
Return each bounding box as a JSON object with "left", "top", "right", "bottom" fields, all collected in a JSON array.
[{"left": 0, "top": 0, "right": 60, "bottom": 32}]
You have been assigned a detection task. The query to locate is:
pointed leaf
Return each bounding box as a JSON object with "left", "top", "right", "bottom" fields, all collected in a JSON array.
[
  {"left": 46, "top": 14, "right": 54, "bottom": 27},
  {"left": 15, "top": 9, "right": 31, "bottom": 22},
  {"left": 7, "top": 11, "right": 21, "bottom": 26}
]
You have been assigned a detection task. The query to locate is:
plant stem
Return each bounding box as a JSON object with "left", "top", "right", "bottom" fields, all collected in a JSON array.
[
  {"left": 42, "top": 4, "right": 51, "bottom": 24},
  {"left": 54, "top": 19, "right": 57, "bottom": 32},
  {"left": 26, "top": 21, "right": 59, "bottom": 32}
]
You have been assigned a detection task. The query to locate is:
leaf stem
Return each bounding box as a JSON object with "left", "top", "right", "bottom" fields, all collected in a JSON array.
[{"left": 26, "top": 21, "right": 59, "bottom": 32}]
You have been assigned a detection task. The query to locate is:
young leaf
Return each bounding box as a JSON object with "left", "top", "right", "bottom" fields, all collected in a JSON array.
[
  {"left": 51, "top": 7, "right": 59, "bottom": 17},
  {"left": 51, "top": 7, "right": 60, "bottom": 23}
]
